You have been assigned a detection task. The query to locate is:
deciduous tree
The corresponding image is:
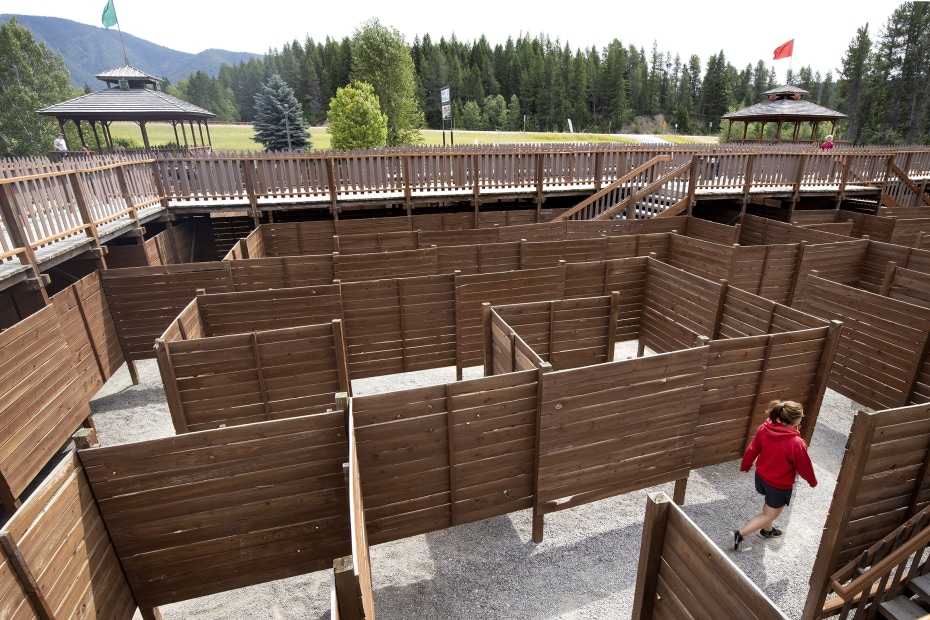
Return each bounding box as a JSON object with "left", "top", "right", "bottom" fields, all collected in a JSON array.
[
  {"left": 0, "top": 17, "right": 79, "bottom": 157},
  {"left": 326, "top": 81, "right": 387, "bottom": 150},
  {"left": 351, "top": 18, "right": 424, "bottom": 145}
]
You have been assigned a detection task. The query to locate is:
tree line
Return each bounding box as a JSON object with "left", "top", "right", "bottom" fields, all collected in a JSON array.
[
  {"left": 169, "top": 2, "right": 929, "bottom": 145},
  {"left": 2, "top": 3, "right": 929, "bottom": 158}
]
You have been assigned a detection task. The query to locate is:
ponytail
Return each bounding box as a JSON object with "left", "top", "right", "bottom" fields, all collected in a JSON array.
[{"left": 767, "top": 400, "right": 804, "bottom": 426}]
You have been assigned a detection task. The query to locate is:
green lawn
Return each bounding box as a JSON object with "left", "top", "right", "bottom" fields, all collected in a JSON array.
[{"left": 108, "top": 121, "right": 716, "bottom": 153}]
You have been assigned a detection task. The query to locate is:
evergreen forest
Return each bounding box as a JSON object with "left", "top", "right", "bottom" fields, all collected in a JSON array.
[{"left": 166, "top": 3, "right": 930, "bottom": 145}]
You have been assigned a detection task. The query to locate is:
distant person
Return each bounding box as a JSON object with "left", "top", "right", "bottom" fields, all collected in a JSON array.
[
  {"left": 729, "top": 400, "right": 818, "bottom": 551},
  {"left": 820, "top": 134, "right": 834, "bottom": 151},
  {"left": 53, "top": 132, "right": 67, "bottom": 158}
]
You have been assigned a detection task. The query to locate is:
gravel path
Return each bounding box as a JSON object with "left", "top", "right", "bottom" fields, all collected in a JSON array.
[{"left": 89, "top": 358, "right": 855, "bottom": 620}]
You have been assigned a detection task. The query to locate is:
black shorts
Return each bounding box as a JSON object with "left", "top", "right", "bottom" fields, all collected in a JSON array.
[{"left": 755, "top": 472, "right": 793, "bottom": 509}]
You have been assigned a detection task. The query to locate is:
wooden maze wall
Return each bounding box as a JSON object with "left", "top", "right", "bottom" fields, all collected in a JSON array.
[
  {"left": 804, "top": 402, "right": 930, "bottom": 618},
  {"left": 0, "top": 272, "right": 122, "bottom": 514}
]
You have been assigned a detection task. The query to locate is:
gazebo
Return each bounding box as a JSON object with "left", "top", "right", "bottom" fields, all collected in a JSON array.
[
  {"left": 38, "top": 65, "right": 215, "bottom": 153},
  {"left": 721, "top": 85, "right": 846, "bottom": 144}
]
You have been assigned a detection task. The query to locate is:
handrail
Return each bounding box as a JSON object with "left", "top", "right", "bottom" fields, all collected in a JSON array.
[
  {"left": 829, "top": 515, "right": 930, "bottom": 601},
  {"left": 551, "top": 155, "right": 671, "bottom": 221},
  {"left": 597, "top": 160, "right": 692, "bottom": 220}
]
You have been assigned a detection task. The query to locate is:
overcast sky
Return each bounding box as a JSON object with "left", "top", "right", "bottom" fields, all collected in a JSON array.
[{"left": 5, "top": 0, "right": 903, "bottom": 81}]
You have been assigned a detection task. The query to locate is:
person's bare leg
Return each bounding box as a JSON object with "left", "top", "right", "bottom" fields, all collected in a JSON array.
[{"left": 738, "top": 502, "right": 784, "bottom": 537}]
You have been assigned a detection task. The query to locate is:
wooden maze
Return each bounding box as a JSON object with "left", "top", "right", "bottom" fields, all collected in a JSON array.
[{"left": 1, "top": 200, "right": 930, "bottom": 617}]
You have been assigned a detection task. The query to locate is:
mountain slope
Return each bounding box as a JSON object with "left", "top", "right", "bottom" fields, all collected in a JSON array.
[{"left": 1, "top": 14, "right": 261, "bottom": 88}]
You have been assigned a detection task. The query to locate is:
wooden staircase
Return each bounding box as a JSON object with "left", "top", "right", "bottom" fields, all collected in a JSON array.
[{"left": 879, "top": 574, "right": 930, "bottom": 619}]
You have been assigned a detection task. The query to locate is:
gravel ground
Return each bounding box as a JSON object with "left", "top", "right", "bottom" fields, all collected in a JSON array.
[{"left": 88, "top": 356, "right": 856, "bottom": 620}]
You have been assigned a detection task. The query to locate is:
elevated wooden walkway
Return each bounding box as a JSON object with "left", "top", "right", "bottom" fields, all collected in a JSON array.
[{"left": 1, "top": 144, "right": 928, "bottom": 296}]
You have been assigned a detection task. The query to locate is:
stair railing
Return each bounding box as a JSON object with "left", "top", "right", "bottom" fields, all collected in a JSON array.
[
  {"left": 551, "top": 155, "right": 671, "bottom": 221},
  {"left": 825, "top": 507, "right": 930, "bottom": 619}
]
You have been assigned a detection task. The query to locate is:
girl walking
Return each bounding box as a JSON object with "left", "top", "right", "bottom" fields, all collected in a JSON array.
[{"left": 729, "top": 400, "right": 818, "bottom": 551}]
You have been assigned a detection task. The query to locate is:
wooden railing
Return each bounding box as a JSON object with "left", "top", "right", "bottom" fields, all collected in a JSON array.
[
  {"left": 823, "top": 506, "right": 930, "bottom": 619},
  {"left": 2, "top": 145, "right": 929, "bottom": 286}
]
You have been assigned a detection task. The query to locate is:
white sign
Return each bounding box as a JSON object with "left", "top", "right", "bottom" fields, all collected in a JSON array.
[
  {"left": 442, "top": 104, "right": 452, "bottom": 119},
  {"left": 440, "top": 86, "right": 451, "bottom": 104}
]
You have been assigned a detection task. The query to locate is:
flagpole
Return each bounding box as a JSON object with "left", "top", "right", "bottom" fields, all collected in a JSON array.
[{"left": 116, "top": 22, "right": 129, "bottom": 66}]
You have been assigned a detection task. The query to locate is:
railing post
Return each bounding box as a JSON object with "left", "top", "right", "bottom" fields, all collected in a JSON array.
[
  {"left": 150, "top": 157, "right": 170, "bottom": 209},
  {"left": 326, "top": 157, "right": 340, "bottom": 216},
  {"left": 66, "top": 170, "right": 107, "bottom": 269},
  {"left": 241, "top": 158, "right": 261, "bottom": 225},
  {"left": 0, "top": 182, "right": 49, "bottom": 300},
  {"left": 114, "top": 164, "right": 140, "bottom": 225},
  {"left": 740, "top": 154, "right": 754, "bottom": 214}
]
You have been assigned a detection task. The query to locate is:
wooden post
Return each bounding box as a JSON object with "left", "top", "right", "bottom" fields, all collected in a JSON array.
[
  {"left": 0, "top": 183, "right": 48, "bottom": 302},
  {"left": 0, "top": 532, "right": 55, "bottom": 620},
  {"left": 740, "top": 154, "right": 755, "bottom": 215},
  {"left": 802, "top": 409, "right": 878, "bottom": 620},
  {"left": 66, "top": 170, "right": 106, "bottom": 266},
  {"left": 879, "top": 261, "right": 897, "bottom": 296},
  {"left": 607, "top": 291, "right": 620, "bottom": 362},
  {"left": 712, "top": 279, "right": 729, "bottom": 339},
  {"left": 686, "top": 157, "right": 698, "bottom": 216},
  {"left": 71, "top": 284, "right": 106, "bottom": 381},
  {"left": 482, "top": 302, "right": 493, "bottom": 376},
  {"left": 631, "top": 492, "right": 671, "bottom": 620},
  {"left": 115, "top": 164, "right": 139, "bottom": 223},
  {"left": 126, "top": 359, "right": 140, "bottom": 385},
  {"left": 532, "top": 361, "right": 552, "bottom": 543},
  {"left": 333, "top": 319, "right": 352, "bottom": 397},
  {"left": 333, "top": 556, "right": 363, "bottom": 620},
  {"left": 140, "top": 608, "right": 164, "bottom": 620},
  {"left": 445, "top": 382, "right": 459, "bottom": 527},
  {"left": 154, "top": 339, "right": 190, "bottom": 433}
]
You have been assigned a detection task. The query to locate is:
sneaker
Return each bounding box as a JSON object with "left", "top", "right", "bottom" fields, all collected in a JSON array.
[
  {"left": 758, "top": 526, "right": 783, "bottom": 539},
  {"left": 728, "top": 530, "right": 744, "bottom": 551}
]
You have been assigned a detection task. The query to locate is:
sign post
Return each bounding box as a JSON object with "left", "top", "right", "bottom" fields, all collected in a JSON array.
[{"left": 440, "top": 86, "right": 452, "bottom": 146}]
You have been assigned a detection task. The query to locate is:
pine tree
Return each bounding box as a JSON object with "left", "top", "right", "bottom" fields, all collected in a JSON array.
[{"left": 252, "top": 74, "right": 311, "bottom": 151}]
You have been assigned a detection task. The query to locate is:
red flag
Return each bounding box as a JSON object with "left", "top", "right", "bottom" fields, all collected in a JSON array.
[{"left": 773, "top": 39, "right": 794, "bottom": 60}]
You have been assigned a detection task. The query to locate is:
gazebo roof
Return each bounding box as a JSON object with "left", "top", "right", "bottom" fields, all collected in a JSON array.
[
  {"left": 38, "top": 85, "right": 215, "bottom": 122},
  {"left": 722, "top": 84, "right": 846, "bottom": 122},
  {"left": 95, "top": 64, "right": 163, "bottom": 85}
]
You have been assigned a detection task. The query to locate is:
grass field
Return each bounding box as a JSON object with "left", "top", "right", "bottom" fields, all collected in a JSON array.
[{"left": 108, "top": 121, "right": 717, "bottom": 153}]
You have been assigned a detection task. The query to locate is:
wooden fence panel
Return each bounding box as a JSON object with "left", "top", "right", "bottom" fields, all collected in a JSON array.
[
  {"left": 102, "top": 263, "right": 235, "bottom": 360},
  {"left": 418, "top": 228, "right": 501, "bottom": 248},
  {"left": 342, "top": 403, "right": 375, "bottom": 619},
  {"left": 353, "top": 370, "right": 538, "bottom": 544},
  {"left": 448, "top": 371, "right": 538, "bottom": 524},
  {"left": 790, "top": 239, "right": 868, "bottom": 304},
  {"left": 795, "top": 276, "right": 930, "bottom": 410},
  {"left": 729, "top": 244, "right": 799, "bottom": 304},
  {"left": 342, "top": 274, "right": 456, "bottom": 378},
  {"left": 455, "top": 266, "right": 566, "bottom": 369},
  {"left": 2, "top": 452, "right": 137, "bottom": 619},
  {"left": 162, "top": 323, "right": 345, "bottom": 432},
  {"left": 79, "top": 413, "right": 350, "bottom": 609},
  {"left": 198, "top": 284, "right": 344, "bottom": 336},
  {"left": 53, "top": 271, "right": 123, "bottom": 382},
  {"left": 605, "top": 257, "right": 648, "bottom": 342},
  {"left": 890, "top": 218, "right": 930, "bottom": 248},
  {"left": 805, "top": 404, "right": 930, "bottom": 617},
  {"left": 335, "top": 248, "right": 439, "bottom": 282},
  {"left": 788, "top": 210, "right": 842, "bottom": 225},
  {"left": 0, "top": 304, "right": 92, "bottom": 513},
  {"left": 668, "top": 234, "right": 734, "bottom": 283},
  {"left": 693, "top": 335, "right": 769, "bottom": 468},
  {"left": 536, "top": 347, "right": 707, "bottom": 513},
  {"left": 229, "top": 255, "right": 336, "bottom": 290},
  {"left": 685, "top": 217, "right": 740, "bottom": 245},
  {"left": 335, "top": 231, "right": 419, "bottom": 254},
  {"left": 496, "top": 296, "right": 613, "bottom": 371},
  {"left": 640, "top": 259, "right": 721, "bottom": 353},
  {"left": 633, "top": 492, "right": 788, "bottom": 620},
  {"left": 261, "top": 221, "right": 336, "bottom": 257},
  {"left": 860, "top": 241, "right": 930, "bottom": 292},
  {"left": 520, "top": 238, "right": 608, "bottom": 269}
]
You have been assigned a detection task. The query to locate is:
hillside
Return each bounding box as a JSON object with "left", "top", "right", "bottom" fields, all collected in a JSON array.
[{"left": 0, "top": 14, "right": 261, "bottom": 88}]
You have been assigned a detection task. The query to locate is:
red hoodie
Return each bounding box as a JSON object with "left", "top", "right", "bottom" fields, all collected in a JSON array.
[{"left": 740, "top": 418, "right": 818, "bottom": 490}]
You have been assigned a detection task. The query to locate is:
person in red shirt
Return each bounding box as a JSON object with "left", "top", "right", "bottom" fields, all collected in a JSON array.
[
  {"left": 729, "top": 400, "right": 818, "bottom": 551},
  {"left": 820, "top": 134, "right": 835, "bottom": 151}
]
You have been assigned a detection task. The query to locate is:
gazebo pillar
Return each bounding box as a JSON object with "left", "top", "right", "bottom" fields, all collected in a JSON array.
[
  {"left": 180, "top": 122, "right": 189, "bottom": 147},
  {"left": 91, "top": 122, "right": 103, "bottom": 153},
  {"left": 776, "top": 120, "right": 784, "bottom": 142},
  {"left": 741, "top": 122, "right": 748, "bottom": 141},
  {"left": 140, "top": 121, "right": 151, "bottom": 150},
  {"left": 205, "top": 122, "right": 212, "bottom": 148},
  {"left": 171, "top": 122, "right": 181, "bottom": 147}
]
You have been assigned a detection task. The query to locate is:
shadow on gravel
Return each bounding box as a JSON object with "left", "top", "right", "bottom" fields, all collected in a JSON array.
[{"left": 374, "top": 514, "right": 645, "bottom": 619}]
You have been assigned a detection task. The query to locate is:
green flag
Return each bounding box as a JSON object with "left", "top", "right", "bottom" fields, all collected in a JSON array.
[{"left": 102, "top": 0, "right": 118, "bottom": 29}]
